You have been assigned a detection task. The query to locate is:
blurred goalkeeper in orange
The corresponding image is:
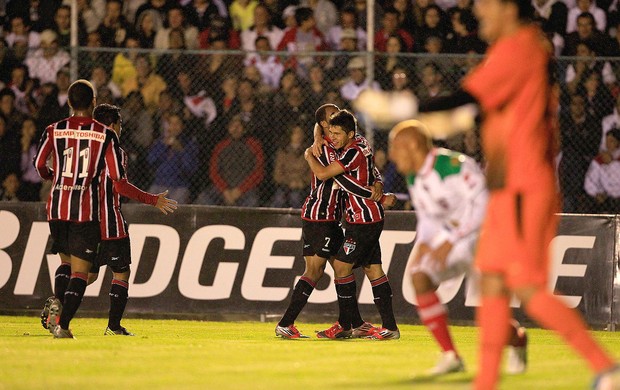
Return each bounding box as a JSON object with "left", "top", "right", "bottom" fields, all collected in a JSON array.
[{"left": 357, "top": 0, "right": 618, "bottom": 388}]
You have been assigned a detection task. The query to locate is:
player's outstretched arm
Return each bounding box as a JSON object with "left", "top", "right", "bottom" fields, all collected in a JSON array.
[
  {"left": 304, "top": 147, "right": 344, "bottom": 180},
  {"left": 113, "top": 180, "right": 178, "bottom": 214}
]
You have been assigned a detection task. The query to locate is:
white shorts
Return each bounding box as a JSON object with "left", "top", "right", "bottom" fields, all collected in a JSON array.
[{"left": 408, "top": 233, "right": 478, "bottom": 286}]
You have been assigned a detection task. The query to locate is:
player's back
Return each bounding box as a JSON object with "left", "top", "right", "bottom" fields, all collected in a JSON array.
[
  {"left": 99, "top": 147, "right": 130, "bottom": 239},
  {"left": 301, "top": 142, "right": 341, "bottom": 221},
  {"left": 463, "top": 25, "right": 558, "bottom": 192},
  {"left": 35, "top": 116, "right": 123, "bottom": 222}
]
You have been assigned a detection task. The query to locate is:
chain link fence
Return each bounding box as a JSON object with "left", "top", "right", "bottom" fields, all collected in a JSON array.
[{"left": 2, "top": 45, "right": 620, "bottom": 214}]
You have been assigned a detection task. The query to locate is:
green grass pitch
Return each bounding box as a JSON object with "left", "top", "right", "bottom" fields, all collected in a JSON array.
[{"left": 0, "top": 316, "right": 618, "bottom": 389}]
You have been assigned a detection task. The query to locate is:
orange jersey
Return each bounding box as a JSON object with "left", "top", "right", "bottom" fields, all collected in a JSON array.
[{"left": 463, "top": 25, "right": 559, "bottom": 192}]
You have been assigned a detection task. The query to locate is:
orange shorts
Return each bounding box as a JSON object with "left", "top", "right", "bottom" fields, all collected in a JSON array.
[{"left": 475, "top": 185, "right": 559, "bottom": 289}]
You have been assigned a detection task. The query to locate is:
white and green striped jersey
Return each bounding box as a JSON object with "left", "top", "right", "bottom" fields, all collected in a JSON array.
[{"left": 407, "top": 148, "right": 488, "bottom": 246}]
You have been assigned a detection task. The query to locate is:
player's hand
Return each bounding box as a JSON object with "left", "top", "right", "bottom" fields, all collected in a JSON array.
[
  {"left": 311, "top": 123, "right": 328, "bottom": 158},
  {"left": 155, "top": 190, "right": 178, "bottom": 215},
  {"left": 304, "top": 147, "right": 314, "bottom": 161},
  {"left": 382, "top": 193, "right": 397, "bottom": 208},
  {"left": 369, "top": 182, "right": 384, "bottom": 202},
  {"left": 354, "top": 90, "right": 418, "bottom": 127},
  {"left": 430, "top": 240, "right": 453, "bottom": 270}
]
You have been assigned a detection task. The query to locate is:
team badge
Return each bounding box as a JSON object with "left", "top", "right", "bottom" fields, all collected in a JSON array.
[{"left": 343, "top": 238, "right": 356, "bottom": 255}]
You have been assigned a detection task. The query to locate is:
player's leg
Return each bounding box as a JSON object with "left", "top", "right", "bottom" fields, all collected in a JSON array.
[
  {"left": 43, "top": 221, "right": 71, "bottom": 330},
  {"left": 512, "top": 189, "right": 615, "bottom": 377},
  {"left": 363, "top": 264, "right": 399, "bottom": 339},
  {"left": 103, "top": 237, "right": 134, "bottom": 335},
  {"left": 505, "top": 319, "right": 528, "bottom": 375},
  {"left": 474, "top": 273, "right": 512, "bottom": 390},
  {"left": 276, "top": 254, "right": 327, "bottom": 339},
  {"left": 413, "top": 270, "right": 464, "bottom": 373},
  {"left": 317, "top": 258, "right": 355, "bottom": 339},
  {"left": 53, "top": 222, "right": 101, "bottom": 338}
]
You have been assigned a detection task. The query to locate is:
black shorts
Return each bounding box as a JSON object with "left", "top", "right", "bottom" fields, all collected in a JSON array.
[
  {"left": 302, "top": 220, "right": 344, "bottom": 258},
  {"left": 336, "top": 221, "right": 384, "bottom": 267},
  {"left": 91, "top": 237, "right": 131, "bottom": 273},
  {"left": 49, "top": 220, "right": 101, "bottom": 263}
]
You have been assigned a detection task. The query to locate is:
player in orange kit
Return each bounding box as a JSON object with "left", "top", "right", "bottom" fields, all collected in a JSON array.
[{"left": 355, "top": 0, "right": 619, "bottom": 387}]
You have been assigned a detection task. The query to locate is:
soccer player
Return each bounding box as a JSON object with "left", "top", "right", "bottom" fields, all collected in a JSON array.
[
  {"left": 304, "top": 109, "right": 399, "bottom": 340},
  {"left": 41, "top": 104, "right": 177, "bottom": 336},
  {"left": 388, "top": 120, "right": 528, "bottom": 375},
  {"left": 34, "top": 80, "right": 124, "bottom": 339},
  {"left": 357, "top": 0, "right": 619, "bottom": 387},
  {"left": 90, "top": 103, "right": 177, "bottom": 335},
  {"left": 275, "top": 104, "right": 395, "bottom": 339}
]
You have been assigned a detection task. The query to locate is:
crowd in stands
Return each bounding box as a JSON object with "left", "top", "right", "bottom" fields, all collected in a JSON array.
[{"left": 0, "top": 0, "right": 619, "bottom": 213}]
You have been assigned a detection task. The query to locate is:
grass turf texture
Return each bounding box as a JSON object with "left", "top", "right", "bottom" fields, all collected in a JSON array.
[{"left": 0, "top": 316, "right": 618, "bottom": 389}]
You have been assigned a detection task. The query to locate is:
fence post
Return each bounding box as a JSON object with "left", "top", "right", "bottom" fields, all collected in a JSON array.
[{"left": 69, "top": 0, "right": 78, "bottom": 82}]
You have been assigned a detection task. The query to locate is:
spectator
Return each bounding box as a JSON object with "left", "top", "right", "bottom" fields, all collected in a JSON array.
[
  {"left": 185, "top": 0, "right": 227, "bottom": 31},
  {"left": 53, "top": 5, "right": 86, "bottom": 47},
  {"left": 584, "top": 128, "right": 620, "bottom": 213},
  {"left": 281, "top": 5, "right": 298, "bottom": 31},
  {"left": 63, "top": 0, "right": 106, "bottom": 33},
  {"left": 567, "top": 0, "right": 606, "bottom": 33},
  {"left": 340, "top": 57, "right": 381, "bottom": 103},
  {"left": 0, "top": 40, "right": 20, "bottom": 86},
  {"left": 6, "top": 0, "right": 58, "bottom": 32},
  {"left": 135, "top": 0, "right": 175, "bottom": 27},
  {"left": 240, "top": 4, "right": 283, "bottom": 53},
  {"left": 446, "top": 9, "right": 486, "bottom": 53},
  {"left": 135, "top": 9, "right": 163, "bottom": 48},
  {"left": 230, "top": 78, "right": 269, "bottom": 143},
  {"left": 196, "top": 115, "right": 264, "bottom": 206},
  {"left": 121, "top": 91, "right": 156, "bottom": 189},
  {"left": 389, "top": 65, "right": 415, "bottom": 94},
  {"left": 18, "top": 117, "right": 42, "bottom": 201},
  {"left": 376, "top": 34, "right": 408, "bottom": 90},
  {"left": 79, "top": 30, "right": 114, "bottom": 79},
  {"left": 111, "top": 35, "right": 139, "bottom": 89},
  {"left": 277, "top": 7, "right": 327, "bottom": 78},
  {"left": 198, "top": 15, "right": 241, "bottom": 49},
  {"left": 375, "top": 7, "right": 414, "bottom": 52},
  {"left": 392, "top": 0, "right": 417, "bottom": 35},
  {"left": 559, "top": 94, "right": 601, "bottom": 212},
  {"left": 229, "top": 0, "right": 259, "bottom": 31},
  {"left": 176, "top": 70, "right": 217, "bottom": 137},
  {"left": 148, "top": 113, "right": 199, "bottom": 204},
  {"left": 55, "top": 67, "right": 71, "bottom": 117},
  {"left": 601, "top": 94, "right": 620, "bottom": 151},
  {"left": 578, "top": 70, "right": 615, "bottom": 124},
  {"left": 300, "top": 0, "right": 338, "bottom": 36},
  {"left": 121, "top": 54, "right": 167, "bottom": 112},
  {"left": 5, "top": 15, "right": 41, "bottom": 48},
  {"left": 24, "top": 29, "right": 70, "bottom": 85},
  {"left": 200, "top": 36, "right": 243, "bottom": 92},
  {"left": 157, "top": 28, "right": 197, "bottom": 87},
  {"left": 153, "top": 89, "right": 183, "bottom": 140},
  {"left": 307, "top": 64, "right": 328, "bottom": 109},
  {"left": 349, "top": 0, "right": 384, "bottom": 32},
  {"left": 243, "top": 36, "right": 284, "bottom": 90},
  {"left": 340, "top": 57, "right": 382, "bottom": 102},
  {"left": 415, "top": 62, "right": 451, "bottom": 100},
  {"left": 90, "top": 65, "right": 122, "bottom": 100},
  {"left": 563, "top": 12, "right": 612, "bottom": 55},
  {"left": 271, "top": 124, "right": 311, "bottom": 208},
  {"left": 34, "top": 83, "right": 64, "bottom": 133},
  {"left": 0, "top": 113, "right": 20, "bottom": 182},
  {"left": 7, "top": 64, "right": 36, "bottom": 116},
  {"left": 565, "top": 42, "right": 615, "bottom": 95},
  {"left": 415, "top": 5, "right": 452, "bottom": 52},
  {"left": 154, "top": 5, "right": 199, "bottom": 49},
  {"left": 329, "top": 28, "right": 358, "bottom": 82},
  {"left": 326, "top": 7, "right": 367, "bottom": 51},
  {"left": 0, "top": 88, "right": 27, "bottom": 135},
  {"left": 0, "top": 172, "right": 20, "bottom": 201}
]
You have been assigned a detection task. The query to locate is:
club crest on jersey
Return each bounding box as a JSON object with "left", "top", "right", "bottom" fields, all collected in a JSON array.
[{"left": 343, "top": 238, "right": 356, "bottom": 255}]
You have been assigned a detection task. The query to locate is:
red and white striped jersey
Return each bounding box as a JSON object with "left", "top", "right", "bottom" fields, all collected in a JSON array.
[
  {"left": 301, "top": 135, "right": 384, "bottom": 222},
  {"left": 34, "top": 116, "right": 124, "bottom": 222},
  {"left": 336, "top": 136, "right": 385, "bottom": 224},
  {"left": 99, "top": 147, "right": 159, "bottom": 240}
]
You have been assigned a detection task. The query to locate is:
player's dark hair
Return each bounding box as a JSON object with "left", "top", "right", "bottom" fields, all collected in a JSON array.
[
  {"left": 67, "top": 80, "right": 94, "bottom": 110},
  {"left": 329, "top": 109, "right": 356, "bottom": 134},
  {"left": 315, "top": 103, "right": 339, "bottom": 126},
  {"left": 93, "top": 103, "right": 121, "bottom": 127},
  {"left": 295, "top": 7, "right": 314, "bottom": 25},
  {"left": 501, "top": 0, "right": 534, "bottom": 21}
]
